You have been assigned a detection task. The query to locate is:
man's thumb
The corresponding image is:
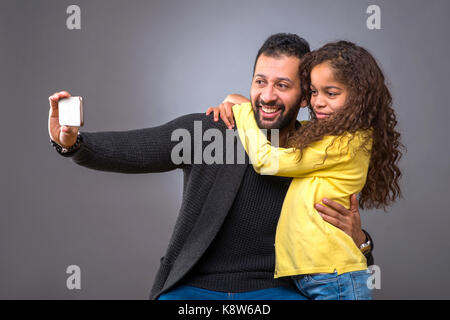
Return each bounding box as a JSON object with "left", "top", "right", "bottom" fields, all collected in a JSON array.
[{"left": 61, "top": 126, "right": 77, "bottom": 134}]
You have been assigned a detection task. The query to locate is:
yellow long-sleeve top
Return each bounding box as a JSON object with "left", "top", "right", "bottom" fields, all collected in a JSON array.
[{"left": 232, "top": 103, "right": 372, "bottom": 277}]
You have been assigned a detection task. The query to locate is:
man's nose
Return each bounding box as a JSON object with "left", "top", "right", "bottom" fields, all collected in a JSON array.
[{"left": 260, "top": 86, "right": 277, "bottom": 104}]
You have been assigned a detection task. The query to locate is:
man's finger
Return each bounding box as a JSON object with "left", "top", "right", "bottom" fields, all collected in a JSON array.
[
  {"left": 350, "top": 194, "right": 359, "bottom": 211},
  {"left": 56, "top": 91, "right": 71, "bottom": 99},
  {"left": 49, "top": 96, "right": 58, "bottom": 112},
  {"left": 49, "top": 91, "right": 71, "bottom": 110},
  {"left": 61, "top": 125, "right": 78, "bottom": 134},
  {"left": 322, "top": 198, "right": 350, "bottom": 216},
  {"left": 315, "top": 203, "right": 345, "bottom": 221},
  {"left": 318, "top": 212, "right": 345, "bottom": 231}
]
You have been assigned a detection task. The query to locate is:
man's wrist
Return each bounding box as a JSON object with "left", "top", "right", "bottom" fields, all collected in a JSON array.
[
  {"left": 359, "top": 229, "right": 373, "bottom": 256},
  {"left": 356, "top": 230, "right": 366, "bottom": 247},
  {"left": 50, "top": 132, "right": 83, "bottom": 156}
]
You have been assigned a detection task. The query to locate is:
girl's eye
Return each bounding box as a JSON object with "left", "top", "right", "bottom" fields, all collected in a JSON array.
[
  {"left": 327, "top": 92, "right": 338, "bottom": 97},
  {"left": 310, "top": 89, "right": 317, "bottom": 95}
]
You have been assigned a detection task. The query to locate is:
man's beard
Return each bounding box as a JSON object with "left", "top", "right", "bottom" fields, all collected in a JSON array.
[{"left": 252, "top": 98, "right": 300, "bottom": 130}]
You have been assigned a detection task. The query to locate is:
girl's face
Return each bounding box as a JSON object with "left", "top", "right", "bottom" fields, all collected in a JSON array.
[{"left": 309, "top": 62, "right": 348, "bottom": 119}]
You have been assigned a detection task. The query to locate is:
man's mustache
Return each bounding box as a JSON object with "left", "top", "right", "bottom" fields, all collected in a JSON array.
[{"left": 256, "top": 99, "right": 285, "bottom": 109}]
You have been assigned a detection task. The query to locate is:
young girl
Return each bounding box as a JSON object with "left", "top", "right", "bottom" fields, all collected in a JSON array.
[{"left": 206, "top": 41, "right": 402, "bottom": 300}]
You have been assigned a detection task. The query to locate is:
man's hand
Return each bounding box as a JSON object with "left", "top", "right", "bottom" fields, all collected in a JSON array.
[
  {"left": 315, "top": 194, "right": 366, "bottom": 247},
  {"left": 48, "top": 91, "right": 79, "bottom": 148}
]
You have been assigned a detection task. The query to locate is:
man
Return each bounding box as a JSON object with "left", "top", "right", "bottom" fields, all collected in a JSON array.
[{"left": 48, "top": 33, "right": 373, "bottom": 300}]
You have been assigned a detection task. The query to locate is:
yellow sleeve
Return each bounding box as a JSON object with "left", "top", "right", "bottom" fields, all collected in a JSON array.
[{"left": 232, "top": 103, "right": 370, "bottom": 178}]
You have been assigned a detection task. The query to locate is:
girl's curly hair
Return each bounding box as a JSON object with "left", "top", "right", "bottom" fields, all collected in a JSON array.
[{"left": 286, "top": 41, "right": 404, "bottom": 209}]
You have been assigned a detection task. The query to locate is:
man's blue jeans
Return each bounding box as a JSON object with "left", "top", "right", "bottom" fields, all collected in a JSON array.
[{"left": 157, "top": 285, "right": 308, "bottom": 300}]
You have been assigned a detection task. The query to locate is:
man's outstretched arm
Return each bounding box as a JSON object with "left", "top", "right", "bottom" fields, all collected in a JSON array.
[{"left": 48, "top": 90, "right": 200, "bottom": 174}]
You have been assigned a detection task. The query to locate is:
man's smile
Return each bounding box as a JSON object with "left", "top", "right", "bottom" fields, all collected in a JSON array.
[{"left": 260, "top": 105, "right": 283, "bottom": 119}]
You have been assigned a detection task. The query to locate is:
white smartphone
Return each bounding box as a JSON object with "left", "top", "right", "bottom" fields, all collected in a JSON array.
[{"left": 58, "top": 96, "right": 84, "bottom": 127}]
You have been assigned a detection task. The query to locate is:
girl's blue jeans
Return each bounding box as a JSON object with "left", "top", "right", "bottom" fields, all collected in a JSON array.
[{"left": 291, "top": 269, "right": 373, "bottom": 300}]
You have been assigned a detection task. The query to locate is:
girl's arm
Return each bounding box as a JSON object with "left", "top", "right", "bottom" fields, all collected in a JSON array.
[
  {"left": 222, "top": 94, "right": 250, "bottom": 105},
  {"left": 232, "top": 103, "right": 370, "bottom": 178},
  {"left": 206, "top": 94, "right": 250, "bottom": 129}
]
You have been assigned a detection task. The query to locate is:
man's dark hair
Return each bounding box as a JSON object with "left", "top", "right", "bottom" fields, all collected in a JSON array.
[{"left": 253, "top": 33, "right": 311, "bottom": 74}]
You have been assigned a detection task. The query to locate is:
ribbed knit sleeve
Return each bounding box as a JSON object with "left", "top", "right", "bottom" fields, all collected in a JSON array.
[{"left": 58, "top": 113, "right": 210, "bottom": 174}]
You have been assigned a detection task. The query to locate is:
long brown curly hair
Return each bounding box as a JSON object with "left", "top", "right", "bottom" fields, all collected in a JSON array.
[{"left": 286, "top": 41, "right": 403, "bottom": 209}]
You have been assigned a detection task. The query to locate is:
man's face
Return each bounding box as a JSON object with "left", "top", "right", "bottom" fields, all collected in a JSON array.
[{"left": 250, "top": 54, "right": 302, "bottom": 130}]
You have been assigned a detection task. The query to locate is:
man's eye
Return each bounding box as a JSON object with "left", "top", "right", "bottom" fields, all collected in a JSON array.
[
  {"left": 278, "top": 83, "right": 288, "bottom": 89},
  {"left": 255, "top": 80, "right": 264, "bottom": 85}
]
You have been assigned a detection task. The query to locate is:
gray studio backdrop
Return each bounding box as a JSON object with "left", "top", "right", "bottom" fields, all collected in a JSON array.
[{"left": 1, "top": 0, "right": 449, "bottom": 299}]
